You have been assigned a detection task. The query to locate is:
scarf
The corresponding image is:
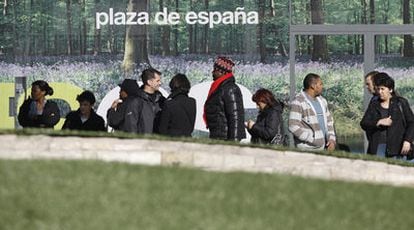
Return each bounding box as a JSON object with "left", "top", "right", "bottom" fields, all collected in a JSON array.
[{"left": 203, "top": 72, "right": 234, "bottom": 126}]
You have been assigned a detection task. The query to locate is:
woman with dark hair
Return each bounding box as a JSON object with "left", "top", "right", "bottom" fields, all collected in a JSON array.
[
  {"left": 18, "top": 80, "right": 60, "bottom": 128},
  {"left": 246, "top": 88, "right": 285, "bottom": 144},
  {"left": 158, "top": 74, "right": 196, "bottom": 137},
  {"left": 62, "top": 90, "right": 106, "bottom": 131},
  {"left": 360, "top": 72, "right": 414, "bottom": 159}
]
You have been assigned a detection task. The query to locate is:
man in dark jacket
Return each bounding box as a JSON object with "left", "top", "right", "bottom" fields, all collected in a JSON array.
[
  {"left": 137, "top": 68, "right": 166, "bottom": 134},
  {"left": 62, "top": 90, "right": 106, "bottom": 131},
  {"left": 204, "top": 56, "right": 246, "bottom": 141},
  {"left": 107, "top": 79, "right": 142, "bottom": 133}
]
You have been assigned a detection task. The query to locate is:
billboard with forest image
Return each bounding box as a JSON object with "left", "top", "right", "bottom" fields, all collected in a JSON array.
[{"left": 1, "top": 0, "right": 414, "bottom": 153}]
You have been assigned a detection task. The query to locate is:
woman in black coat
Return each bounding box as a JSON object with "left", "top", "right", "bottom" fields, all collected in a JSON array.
[
  {"left": 246, "top": 88, "right": 284, "bottom": 144},
  {"left": 62, "top": 90, "right": 106, "bottom": 131},
  {"left": 360, "top": 73, "right": 414, "bottom": 158},
  {"left": 18, "top": 80, "right": 60, "bottom": 128},
  {"left": 158, "top": 74, "right": 196, "bottom": 137}
]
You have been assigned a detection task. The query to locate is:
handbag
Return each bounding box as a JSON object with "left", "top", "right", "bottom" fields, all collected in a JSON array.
[{"left": 270, "top": 121, "right": 287, "bottom": 146}]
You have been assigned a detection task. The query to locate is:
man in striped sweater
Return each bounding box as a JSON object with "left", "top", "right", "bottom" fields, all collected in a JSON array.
[{"left": 288, "top": 73, "right": 336, "bottom": 151}]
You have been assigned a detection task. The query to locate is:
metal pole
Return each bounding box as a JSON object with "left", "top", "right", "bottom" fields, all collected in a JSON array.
[
  {"left": 363, "top": 33, "right": 375, "bottom": 153},
  {"left": 288, "top": 0, "right": 296, "bottom": 102},
  {"left": 363, "top": 33, "right": 375, "bottom": 110},
  {"left": 289, "top": 33, "right": 296, "bottom": 102}
]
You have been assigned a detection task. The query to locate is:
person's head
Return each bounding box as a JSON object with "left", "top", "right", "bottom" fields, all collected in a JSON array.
[
  {"left": 118, "top": 79, "right": 140, "bottom": 99},
  {"left": 76, "top": 90, "right": 96, "bottom": 116},
  {"left": 141, "top": 68, "right": 162, "bottom": 93},
  {"left": 303, "top": 73, "right": 323, "bottom": 97},
  {"left": 364, "top": 71, "right": 379, "bottom": 95},
  {"left": 374, "top": 72, "right": 395, "bottom": 101},
  {"left": 169, "top": 73, "right": 191, "bottom": 94},
  {"left": 212, "top": 56, "right": 234, "bottom": 80},
  {"left": 252, "top": 88, "right": 278, "bottom": 111},
  {"left": 31, "top": 80, "right": 53, "bottom": 101}
]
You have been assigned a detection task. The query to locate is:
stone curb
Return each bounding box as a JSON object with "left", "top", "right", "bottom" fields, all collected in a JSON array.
[{"left": 1, "top": 134, "right": 414, "bottom": 187}]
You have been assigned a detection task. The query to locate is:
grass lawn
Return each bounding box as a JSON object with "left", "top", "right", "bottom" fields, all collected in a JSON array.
[{"left": 1, "top": 160, "right": 414, "bottom": 230}]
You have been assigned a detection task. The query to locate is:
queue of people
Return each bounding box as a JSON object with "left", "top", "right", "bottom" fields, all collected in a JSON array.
[{"left": 16, "top": 57, "right": 414, "bottom": 161}]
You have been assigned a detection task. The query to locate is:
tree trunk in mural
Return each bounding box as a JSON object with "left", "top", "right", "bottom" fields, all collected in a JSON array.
[
  {"left": 3, "top": 0, "right": 8, "bottom": 15},
  {"left": 258, "top": 0, "right": 266, "bottom": 63},
  {"left": 173, "top": 0, "right": 179, "bottom": 56},
  {"left": 160, "top": 0, "right": 171, "bottom": 56},
  {"left": 24, "top": 0, "right": 34, "bottom": 56},
  {"left": 382, "top": 0, "right": 390, "bottom": 54},
  {"left": 188, "top": 0, "right": 195, "bottom": 53},
  {"left": 80, "top": 0, "right": 87, "bottom": 55},
  {"left": 310, "top": 0, "right": 327, "bottom": 61},
  {"left": 66, "top": 0, "right": 73, "bottom": 55},
  {"left": 360, "top": 0, "right": 367, "bottom": 55},
  {"left": 122, "top": 0, "right": 150, "bottom": 74},
  {"left": 94, "top": 0, "right": 101, "bottom": 55},
  {"left": 369, "top": 0, "right": 378, "bottom": 53},
  {"left": 361, "top": 0, "right": 367, "bottom": 24},
  {"left": 403, "top": 0, "right": 413, "bottom": 57},
  {"left": 202, "top": 0, "right": 209, "bottom": 54},
  {"left": 369, "top": 0, "right": 375, "bottom": 24}
]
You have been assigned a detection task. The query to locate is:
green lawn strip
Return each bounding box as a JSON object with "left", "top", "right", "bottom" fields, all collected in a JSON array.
[
  {"left": 0, "top": 160, "right": 413, "bottom": 230},
  {"left": 1, "top": 129, "right": 413, "bottom": 168}
]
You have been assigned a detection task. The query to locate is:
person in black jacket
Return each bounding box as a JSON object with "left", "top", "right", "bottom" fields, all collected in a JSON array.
[
  {"left": 107, "top": 79, "right": 142, "bottom": 133},
  {"left": 18, "top": 80, "right": 60, "bottom": 128},
  {"left": 137, "top": 68, "right": 166, "bottom": 134},
  {"left": 204, "top": 56, "right": 246, "bottom": 141},
  {"left": 62, "top": 90, "right": 106, "bottom": 131},
  {"left": 159, "top": 74, "right": 196, "bottom": 137},
  {"left": 246, "top": 88, "right": 284, "bottom": 144},
  {"left": 360, "top": 72, "right": 414, "bottom": 158}
]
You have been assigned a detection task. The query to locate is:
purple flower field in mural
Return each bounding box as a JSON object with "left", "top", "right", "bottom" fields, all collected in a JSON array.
[{"left": 1, "top": 55, "right": 413, "bottom": 137}]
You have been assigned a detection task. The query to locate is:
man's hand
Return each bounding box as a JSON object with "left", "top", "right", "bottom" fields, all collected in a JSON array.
[
  {"left": 326, "top": 140, "right": 336, "bottom": 151},
  {"left": 401, "top": 141, "right": 412, "bottom": 155},
  {"left": 111, "top": 99, "right": 122, "bottom": 109}
]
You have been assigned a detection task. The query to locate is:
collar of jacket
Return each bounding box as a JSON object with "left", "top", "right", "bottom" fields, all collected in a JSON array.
[
  {"left": 260, "top": 104, "right": 283, "bottom": 115},
  {"left": 138, "top": 87, "right": 163, "bottom": 102},
  {"left": 168, "top": 90, "right": 188, "bottom": 99},
  {"left": 371, "top": 95, "right": 400, "bottom": 107},
  {"left": 206, "top": 72, "right": 234, "bottom": 100},
  {"left": 76, "top": 108, "right": 98, "bottom": 117}
]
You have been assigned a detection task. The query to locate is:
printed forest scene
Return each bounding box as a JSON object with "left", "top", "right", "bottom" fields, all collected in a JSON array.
[{"left": 1, "top": 0, "right": 414, "bottom": 153}]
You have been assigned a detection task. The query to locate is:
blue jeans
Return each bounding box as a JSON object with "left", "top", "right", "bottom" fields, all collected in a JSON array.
[
  {"left": 392, "top": 155, "right": 414, "bottom": 163},
  {"left": 376, "top": 144, "right": 386, "bottom": 158}
]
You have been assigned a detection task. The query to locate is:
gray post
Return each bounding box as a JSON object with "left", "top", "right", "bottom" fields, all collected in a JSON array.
[
  {"left": 288, "top": 0, "right": 296, "bottom": 102},
  {"left": 363, "top": 33, "right": 375, "bottom": 152},
  {"left": 289, "top": 33, "right": 296, "bottom": 102},
  {"left": 363, "top": 33, "right": 375, "bottom": 110},
  {"left": 13, "top": 76, "right": 27, "bottom": 129}
]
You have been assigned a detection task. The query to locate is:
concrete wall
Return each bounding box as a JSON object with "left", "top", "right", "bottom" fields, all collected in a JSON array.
[{"left": 1, "top": 134, "right": 414, "bottom": 187}]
